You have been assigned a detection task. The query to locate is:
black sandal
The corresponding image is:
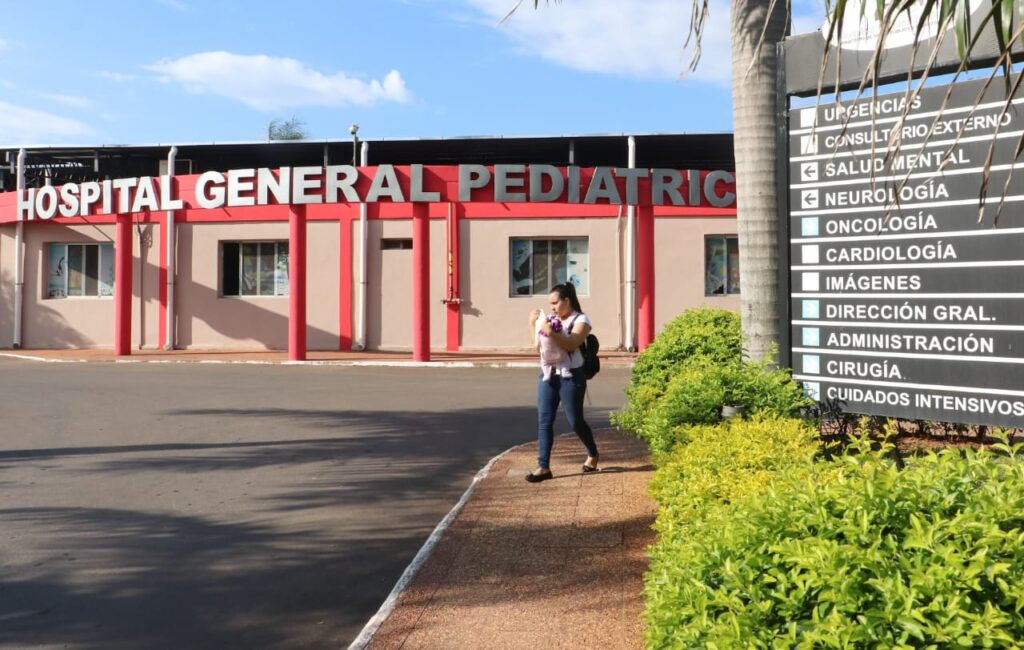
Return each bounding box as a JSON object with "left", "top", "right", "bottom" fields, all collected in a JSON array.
[
  {"left": 582, "top": 456, "right": 600, "bottom": 473},
  {"left": 525, "top": 469, "right": 553, "bottom": 483}
]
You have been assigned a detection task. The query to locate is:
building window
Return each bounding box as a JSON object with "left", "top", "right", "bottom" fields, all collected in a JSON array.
[
  {"left": 222, "top": 241, "right": 289, "bottom": 297},
  {"left": 705, "top": 235, "right": 740, "bottom": 295},
  {"left": 381, "top": 238, "right": 413, "bottom": 250},
  {"left": 509, "top": 237, "right": 589, "bottom": 296},
  {"left": 47, "top": 243, "right": 114, "bottom": 298}
]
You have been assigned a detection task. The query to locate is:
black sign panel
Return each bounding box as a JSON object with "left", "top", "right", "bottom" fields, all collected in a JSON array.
[
  {"left": 788, "top": 76, "right": 1024, "bottom": 428},
  {"left": 791, "top": 230, "right": 1024, "bottom": 267},
  {"left": 793, "top": 326, "right": 1024, "bottom": 359},
  {"left": 794, "top": 202, "right": 1024, "bottom": 239},
  {"left": 790, "top": 296, "right": 1020, "bottom": 327},
  {"left": 792, "top": 75, "right": 1024, "bottom": 128}
]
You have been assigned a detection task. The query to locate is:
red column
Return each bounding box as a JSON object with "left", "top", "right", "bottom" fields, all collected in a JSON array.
[
  {"left": 339, "top": 210, "right": 353, "bottom": 351},
  {"left": 637, "top": 205, "right": 655, "bottom": 351},
  {"left": 114, "top": 213, "right": 133, "bottom": 356},
  {"left": 289, "top": 204, "right": 307, "bottom": 361},
  {"left": 445, "top": 203, "right": 460, "bottom": 352},
  {"left": 412, "top": 202, "right": 430, "bottom": 361}
]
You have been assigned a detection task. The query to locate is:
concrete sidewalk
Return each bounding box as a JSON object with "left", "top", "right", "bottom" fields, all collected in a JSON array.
[
  {"left": 0, "top": 348, "right": 637, "bottom": 368},
  {"left": 358, "top": 429, "right": 656, "bottom": 650}
]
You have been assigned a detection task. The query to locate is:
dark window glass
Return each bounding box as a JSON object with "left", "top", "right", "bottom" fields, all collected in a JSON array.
[
  {"left": 532, "top": 240, "right": 550, "bottom": 294},
  {"left": 509, "top": 237, "right": 588, "bottom": 297},
  {"left": 727, "top": 237, "right": 740, "bottom": 294},
  {"left": 46, "top": 243, "right": 112, "bottom": 299},
  {"left": 381, "top": 238, "right": 413, "bottom": 250},
  {"left": 275, "top": 242, "right": 289, "bottom": 296},
  {"left": 705, "top": 236, "right": 740, "bottom": 296},
  {"left": 510, "top": 239, "right": 531, "bottom": 295},
  {"left": 223, "top": 243, "right": 240, "bottom": 296},
  {"left": 67, "top": 245, "right": 83, "bottom": 296},
  {"left": 259, "top": 242, "right": 275, "bottom": 295},
  {"left": 241, "top": 243, "right": 258, "bottom": 295},
  {"left": 550, "top": 239, "right": 567, "bottom": 287},
  {"left": 84, "top": 244, "right": 99, "bottom": 296}
]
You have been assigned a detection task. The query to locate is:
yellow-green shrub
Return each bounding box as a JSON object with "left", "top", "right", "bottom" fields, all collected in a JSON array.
[{"left": 645, "top": 430, "right": 1024, "bottom": 648}]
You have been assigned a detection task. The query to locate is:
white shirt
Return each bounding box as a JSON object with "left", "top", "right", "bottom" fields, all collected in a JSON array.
[{"left": 537, "top": 311, "right": 590, "bottom": 370}]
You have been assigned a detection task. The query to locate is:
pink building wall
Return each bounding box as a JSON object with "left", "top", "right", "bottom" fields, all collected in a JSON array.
[
  {"left": 0, "top": 164, "right": 739, "bottom": 353},
  {"left": 0, "top": 213, "right": 738, "bottom": 351}
]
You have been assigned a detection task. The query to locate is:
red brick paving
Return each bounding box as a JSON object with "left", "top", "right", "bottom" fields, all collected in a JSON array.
[{"left": 364, "top": 430, "right": 656, "bottom": 650}]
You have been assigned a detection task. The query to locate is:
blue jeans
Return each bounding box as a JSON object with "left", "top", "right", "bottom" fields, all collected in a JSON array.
[{"left": 536, "top": 367, "right": 598, "bottom": 469}]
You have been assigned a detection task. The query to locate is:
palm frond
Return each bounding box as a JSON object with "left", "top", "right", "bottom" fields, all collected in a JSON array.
[{"left": 500, "top": 0, "right": 561, "bottom": 26}]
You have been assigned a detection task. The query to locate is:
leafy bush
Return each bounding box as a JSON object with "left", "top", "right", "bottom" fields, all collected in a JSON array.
[
  {"left": 630, "top": 308, "right": 743, "bottom": 393},
  {"left": 615, "top": 308, "right": 811, "bottom": 450},
  {"left": 623, "top": 358, "right": 812, "bottom": 453},
  {"left": 645, "top": 430, "right": 1024, "bottom": 648},
  {"left": 616, "top": 309, "right": 741, "bottom": 435},
  {"left": 636, "top": 359, "right": 726, "bottom": 452},
  {"left": 722, "top": 357, "right": 814, "bottom": 420}
]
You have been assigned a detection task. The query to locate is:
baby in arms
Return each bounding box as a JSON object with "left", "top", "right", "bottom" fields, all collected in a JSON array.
[{"left": 538, "top": 314, "right": 572, "bottom": 382}]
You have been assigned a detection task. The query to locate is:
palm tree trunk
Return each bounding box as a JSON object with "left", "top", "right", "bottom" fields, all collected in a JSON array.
[{"left": 731, "top": 0, "right": 788, "bottom": 362}]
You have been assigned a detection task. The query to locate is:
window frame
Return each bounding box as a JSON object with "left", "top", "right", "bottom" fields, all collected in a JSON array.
[
  {"left": 704, "top": 235, "right": 740, "bottom": 296},
  {"left": 45, "top": 242, "right": 114, "bottom": 299},
  {"left": 221, "top": 240, "right": 290, "bottom": 298},
  {"left": 508, "top": 236, "right": 589, "bottom": 297}
]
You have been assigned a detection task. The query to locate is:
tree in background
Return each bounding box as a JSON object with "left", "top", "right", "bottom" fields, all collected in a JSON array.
[{"left": 267, "top": 117, "right": 308, "bottom": 141}]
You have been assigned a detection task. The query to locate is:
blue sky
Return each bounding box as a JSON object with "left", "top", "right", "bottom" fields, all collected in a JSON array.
[{"left": 0, "top": 1, "right": 825, "bottom": 146}]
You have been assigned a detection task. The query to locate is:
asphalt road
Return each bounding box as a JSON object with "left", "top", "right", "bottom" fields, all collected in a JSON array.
[{"left": 0, "top": 359, "right": 632, "bottom": 649}]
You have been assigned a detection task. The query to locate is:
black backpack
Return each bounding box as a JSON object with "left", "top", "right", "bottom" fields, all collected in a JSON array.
[{"left": 568, "top": 315, "right": 601, "bottom": 379}]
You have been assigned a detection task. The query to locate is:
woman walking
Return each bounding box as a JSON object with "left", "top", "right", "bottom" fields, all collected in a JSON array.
[{"left": 525, "top": 283, "right": 599, "bottom": 483}]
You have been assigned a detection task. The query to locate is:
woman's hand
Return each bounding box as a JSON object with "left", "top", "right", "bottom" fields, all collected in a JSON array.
[
  {"left": 529, "top": 308, "right": 543, "bottom": 325},
  {"left": 538, "top": 317, "right": 553, "bottom": 336}
]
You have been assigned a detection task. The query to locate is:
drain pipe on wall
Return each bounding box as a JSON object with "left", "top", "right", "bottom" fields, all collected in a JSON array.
[
  {"left": 354, "top": 141, "right": 370, "bottom": 351},
  {"left": 624, "top": 136, "right": 637, "bottom": 352},
  {"left": 13, "top": 148, "right": 26, "bottom": 348},
  {"left": 616, "top": 204, "right": 625, "bottom": 350},
  {"left": 165, "top": 146, "right": 177, "bottom": 349}
]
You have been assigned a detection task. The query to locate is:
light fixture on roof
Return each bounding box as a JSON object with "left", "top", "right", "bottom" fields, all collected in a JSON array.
[{"left": 349, "top": 123, "right": 359, "bottom": 166}]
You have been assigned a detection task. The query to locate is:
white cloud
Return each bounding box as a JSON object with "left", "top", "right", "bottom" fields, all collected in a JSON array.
[
  {"left": 39, "top": 93, "right": 95, "bottom": 109},
  {"left": 0, "top": 102, "right": 93, "bottom": 144},
  {"left": 99, "top": 71, "right": 138, "bottom": 83},
  {"left": 145, "top": 52, "right": 412, "bottom": 110},
  {"left": 464, "top": 0, "right": 732, "bottom": 86}
]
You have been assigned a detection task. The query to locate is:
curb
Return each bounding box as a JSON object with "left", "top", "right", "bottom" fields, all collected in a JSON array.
[
  {"left": 345, "top": 442, "right": 523, "bottom": 650},
  {"left": 0, "top": 353, "right": 560, "bottom": 369},
  {"left": 0, "top": 353, "right": 87, "bottom": 363}
]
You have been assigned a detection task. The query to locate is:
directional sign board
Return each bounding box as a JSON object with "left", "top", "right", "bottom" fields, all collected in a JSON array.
[{"left": 788, "top": 76, "right": 1024, "bottom": 428}]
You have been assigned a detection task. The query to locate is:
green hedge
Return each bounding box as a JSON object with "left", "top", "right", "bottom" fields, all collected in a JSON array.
[
  {"left": 629, "top": 307, "right": 744, "bottom": 390},
  {"left": 645, "top": 424, "right": 1024, "bottom": 648},
  {"left": 615, "top": 308, "right": 811, "bottom": 452}
]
